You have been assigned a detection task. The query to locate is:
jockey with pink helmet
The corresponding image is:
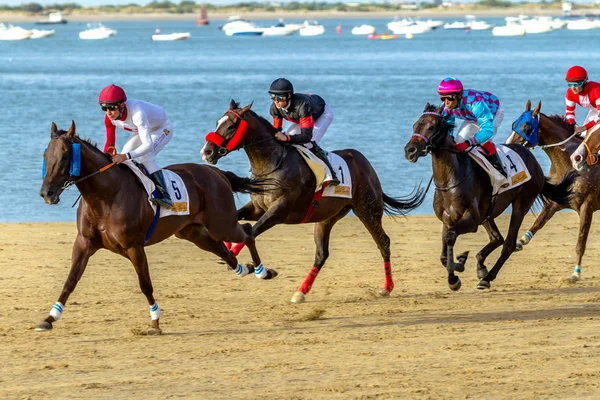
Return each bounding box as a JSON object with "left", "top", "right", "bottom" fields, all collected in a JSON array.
[
  {"left": 564, "top": 66, "right": 600, "bottom": 138},
  {"left": 98, "top": 84, "right": 174, "bottom": 209},
  {"left": 437, "top": 77, "right": 507, "bottom": 179}
]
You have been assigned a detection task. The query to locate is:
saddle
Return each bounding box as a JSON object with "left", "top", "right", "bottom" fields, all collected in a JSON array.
[
  {"left": 293, "top": 145, "right": 352, "bottom": 198},
  {"left": 468, "top": 146, "right": 531, "bottom": 196}
]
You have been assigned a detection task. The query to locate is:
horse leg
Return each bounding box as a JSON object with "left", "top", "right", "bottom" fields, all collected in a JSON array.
[
  {"left": 236, "top": 222, "right": 278, "bottom": 280},
  {"left": 292, "top": 208, "right": 350, "bottom": 303},
  {"left": 126, "top": 245, "right": 163, "bottom": 334},
  {"left": 476, "top": 219, "right": 504, "bottom": 279},
  {"left": 477, "top": 207, "right": 527, "bottom": 290},
  {"left": 516, "top": 201, "right": 561, "bottom": 251},
  {"left": 569, "top": 202, "right": 594, "bottom": 282},
  {"left": 444, "top": 212, "right": 477, "bottom": 291},
  {"left": 227, "top": 202, "right": 267, "bottom": 257},
  {"left": 36, "top": 235, "right": 99, "bottom": 331}
]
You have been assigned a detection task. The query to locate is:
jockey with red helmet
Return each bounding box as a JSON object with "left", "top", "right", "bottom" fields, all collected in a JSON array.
[
  {"left": 268, "top": 78, "right": 340, "bottom": 186},
  {"left": 99, "top": 84, "right": 174, "bottom": 208},
  {"left": 564, "top": 66, "right": 600, "bottom": 138},
  {"left": 438, "top": 77, "right": 507, "bottom": 179}
]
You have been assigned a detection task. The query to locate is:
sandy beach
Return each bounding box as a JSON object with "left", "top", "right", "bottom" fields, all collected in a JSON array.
[{"left": 1, "top": 211, "right": 600, "bottom": 399}]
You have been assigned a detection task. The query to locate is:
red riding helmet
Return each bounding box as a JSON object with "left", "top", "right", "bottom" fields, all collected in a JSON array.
[
  {"left": 98, "top": 84, "right": 127, "bottom": 105},
  {"left": 565, "top": 66, "right": 588, "bottom": 82}
]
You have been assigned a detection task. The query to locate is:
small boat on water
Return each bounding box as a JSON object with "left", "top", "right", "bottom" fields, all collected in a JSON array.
[
  {"left": 367, "top": 33, "right": 398, "bottom": 40},
  {"left": 79, "top": 23, "right": 117, "bottom": 40},
  {"left": 299, "top": 20, "right": 325, "bottom": 36},
  {"left": 196, "top": 4, "right": 209, "bottom": 26},
  {"left": 221, "top": 18, "right": 264, "bottom": 36},
  {"left": 152, "top": 29, "right": 190, "bottom": 41},
  {"left": 35, "top": 12, "right": 67, "bottom": 25},
  {"left": 0, "top": 23, "right": 32, "bottom": 40},
  {"left": 30, "top": 29, "right": 55, "bottom": 39},
  {"left": 262, "top": 20, "right": 301, "bottom": 36},
  {"left": 352, "top": 24, "right": 376, "bottom": 35},
  {"left": 492, "top": 19, "right": 526, "bottom": 36}
]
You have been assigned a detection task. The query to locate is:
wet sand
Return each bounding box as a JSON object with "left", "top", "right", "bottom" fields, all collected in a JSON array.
[{"left": 1, "top": 211, "right": 600, "bottom": 399}]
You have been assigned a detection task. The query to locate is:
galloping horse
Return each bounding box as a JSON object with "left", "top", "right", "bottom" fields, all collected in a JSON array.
[
  {"left": 38, "top": 121, "right": 274, "bottom": 333},
  {"left": 200, "top": 100, "right": 426, "bottom": 303},
  {"left": 506, "top": 100, "right": 600, "bottom": 282},
  {"left": 404, "top": 104, "right": 574, "bottom": 291}
]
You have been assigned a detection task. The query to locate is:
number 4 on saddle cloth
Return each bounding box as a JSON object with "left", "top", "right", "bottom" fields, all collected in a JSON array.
[
  {"left": 293, "top": 145, "right": 352, "bottom": 198},
  {"left": 124, "top": 161, "right": 190, "bottom": 217},
  {"left": 468, "top": 145, "right": 532, "bottom": 196}
]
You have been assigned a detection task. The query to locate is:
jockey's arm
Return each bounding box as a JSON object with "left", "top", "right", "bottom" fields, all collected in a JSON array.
[
  {"left": 584, "top": 94, "right": 600, "bottom": 129},
  {"left": 269, "top": 103, "right": 283, "bottom": 131},
  {"left": 103, "top": 115, "right": 116, "bottom": 154},
  {"left": 127, "top": 113, "right": 154, "bottom": 159},
  {"left": 565, "top": 89, "right": 577, "bottom": 125},
  {"left": 471, "top": 101, "right": 495, "bottom": 145},
  {"left": 286, "top": 103, "right": 314, "bottom": 144}
]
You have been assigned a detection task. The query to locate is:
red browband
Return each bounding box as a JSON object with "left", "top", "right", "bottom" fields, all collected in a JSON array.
[{"left": 205, "top": 110, "right": 249, "bottom": 152}]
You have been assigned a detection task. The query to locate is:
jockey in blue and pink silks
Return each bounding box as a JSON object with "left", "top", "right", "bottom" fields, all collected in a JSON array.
[{"left": 437, "top": 77, "right": 507, "bottom": 178}]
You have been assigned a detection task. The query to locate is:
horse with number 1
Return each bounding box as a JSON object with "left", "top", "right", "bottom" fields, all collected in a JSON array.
[
  {"left": 404, "top": 104, "right": 575, "bottom": 291},
  {"left": 38, "top": 121, "right": 275, "bottom": 333},
  {"left": 201, "top": 101, "right": 426, "bottom": 303}
]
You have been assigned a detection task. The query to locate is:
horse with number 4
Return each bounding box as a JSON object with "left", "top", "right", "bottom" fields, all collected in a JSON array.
[
  {"left": 201, "top": 100, "right": 426, "bottom": 303},
  {"left": 404, "top": 104, "right": 575, "bottom": 291},
  {"left": 507, "top": 100, "right": 600, "bottom": 282},
  {"left": 38, "top": 121, "right": 275, "bottom": 333}
]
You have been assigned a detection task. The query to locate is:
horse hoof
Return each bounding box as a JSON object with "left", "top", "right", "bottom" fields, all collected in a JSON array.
[
  {"left": 448, "top": 277, "right": 462, "bottom": 291},
  {"left": 35, "top": 321, "right": 53, "bottom": 332},
  {"left": 266, "top": 269, "right": 278, "bottom": 280},
  {"left": 291, "top": 291, "right": 305, "bottom": 303},
  {"left": 477, "top": 280, "right": 491, "bottom": 290},
  {"left": 148, "top": 328, "right": 162, "bottom": 335},
  {"left": 567, "top": 273, "right": 580, "bottom": 283},
  {"left": 477, "top": 267, "right": 488, "bottom": 280},
  {"left": 453, "top": 263, "right": 465, "bottom": 273},
  {"left": 457, "top": 251, "right": 469, "bottom": 263},
  {"left": 379, "top": 288, "right": 391, "bottom": 297},
  {"left": 515, "top": 242, "right": 523, "bottom": 252},
  {"left": 246, "top": 263, "right": 255, "bottom": 274}
]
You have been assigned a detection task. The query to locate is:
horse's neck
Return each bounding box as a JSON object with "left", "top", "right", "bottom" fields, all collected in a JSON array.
[
  {"left": 244, "top": 118, "right": 286, "bottom": 175},
  {"left": 76, "top": 144, "right": 126, "bottom": 207},
  {"left": 431, "top": 139, "right": 464, "bottom": 187},
  {"left": 539, "top": 116, "right": 578, "bottom": 173}
]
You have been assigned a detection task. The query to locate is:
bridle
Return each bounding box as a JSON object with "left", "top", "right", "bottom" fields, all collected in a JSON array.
[
  {"left": 410, "top": 111, "right": 450, "bottom": 155},
  {"left": 582, "top": 130, "right": 600, "bottom": 166}
]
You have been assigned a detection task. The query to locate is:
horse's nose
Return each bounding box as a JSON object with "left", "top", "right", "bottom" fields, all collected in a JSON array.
[
  {"left": 40, "top": 189, "right": 54, "bottom": 198},
  {"left": 405, "top": 145, "right": 418, "bottom": 161}
]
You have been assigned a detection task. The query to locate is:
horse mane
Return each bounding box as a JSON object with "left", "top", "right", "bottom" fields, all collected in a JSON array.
[
  {"left": 545, "top": 114, "right": 575, "bottom": 133},
  {"left": 55, "top": 129, "right": 112, "bottom": 162},
  {"left": 247, "top": 110, "right": 278, "bottom": 134}
]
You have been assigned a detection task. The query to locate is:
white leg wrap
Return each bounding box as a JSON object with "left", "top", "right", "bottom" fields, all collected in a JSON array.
[
  {"left": 572, "top": 266, "right": 581, "bottom": 279},
  {"left": 150, "top": 303, "right": 161, "bottom": 320},
  {"left": 49, "top": 302, "right": 64, "bottom": 321},
  {"left": 235, "top": 264, "right": 249, "bottom": 277},
  {"left": 254, "top": 263, "right": 267, "bottom": 279}
]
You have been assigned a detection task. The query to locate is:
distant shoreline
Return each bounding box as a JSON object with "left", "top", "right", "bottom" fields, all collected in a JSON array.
[{"left": 0, "top": 8, "right": 578, "bottom": 23}]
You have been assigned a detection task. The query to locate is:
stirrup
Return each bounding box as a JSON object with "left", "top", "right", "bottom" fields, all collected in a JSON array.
[{"left": 328, "top": 178, "right": 341, "bottom": 187}]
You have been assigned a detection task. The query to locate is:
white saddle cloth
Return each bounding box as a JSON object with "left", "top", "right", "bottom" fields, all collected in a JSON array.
[
  {"left": 123, "top": 161, "right": 191, "bottom": 217},
  {"left": 468, "top": 145, "right": 532, "bottom": 196},
  {"left": 293, "top": 145, "right": 352, "bottom": 198}
]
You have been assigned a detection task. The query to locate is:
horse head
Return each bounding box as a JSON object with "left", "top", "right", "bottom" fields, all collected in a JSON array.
[
  {"left": 404, "top": 103, "right": 447, "bottom": 162},
  {"left": 507, "top": 100, "right": 541, "bottom": 147},
  {"left": 572, "top": 129, "right": 600, "bottom": 171},
  {"left": 40, "top": 121, "right": 79, "bottom": 205},
  {"left": 201, "top": 99, "right": 253, "bottom": 165}
]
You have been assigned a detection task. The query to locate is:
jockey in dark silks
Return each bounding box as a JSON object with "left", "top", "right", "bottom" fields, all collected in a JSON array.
[{"left": 268, "top": 78, "right": 340, "bottom": 186}]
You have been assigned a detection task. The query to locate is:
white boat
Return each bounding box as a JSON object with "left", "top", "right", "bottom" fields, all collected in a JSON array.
[
  {"left": 424, "top": 19, "right": 444, "bottom": 29},
  {"left": 30, "top": 29, "right": 55, "bottom": 39},
  {"left": 388, "top": 20, "right": 431, "bottom": 35},
  {"left": 299, "top": 20, "right": 325, "bottom": 36},
  {"left": 79, "top": 23, "right": 117, "bottom": 40},
  {"left": 262, "top": 21, "right": 300, "bottom": 36},
  {"left": 0, "top": 23, "right": 32, "bottom": 40},
  {"left": 221, "top": 19, "right": 264, "bottom": 36},
  {"left": 520, "top": 16, "right": 554, "bottom": 34},
  {"left": 35, "top": 12, "right": 67, "bottom": 25},
  {"left": 152, "top": 31, "right": 190, "bottom": 41},
  {"left": 566, "top": 18, "right": 599, "bottom": 30},
  {"left": 444, "top": 21, "right": 470, "bottom": 29},
  {"left": 351, "top": 24, "right": 376, "bottom": 35},
  {"left": 492, "top": 20, "right": 526, "bottom": 36},
  {"left": 469, "top": 20, "right": 494, "bottom": 30}
]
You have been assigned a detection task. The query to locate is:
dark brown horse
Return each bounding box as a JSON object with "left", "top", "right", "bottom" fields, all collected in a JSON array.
[
  {"left": 507, "top": 100, "right": 600, "bottom": 282},
  {"left": 38, "top": 121, "right": 275, "bottom": 333},
  {"left": 404, "top": 104, "right": 574, "bottom": 291},
  {"left": 200, "top": 100, "right": 426, "bottom": 303}
]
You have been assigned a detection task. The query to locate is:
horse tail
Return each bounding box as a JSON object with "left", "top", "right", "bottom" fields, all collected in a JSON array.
[
  {"left": 222, "top": 171, "right": 276, "bottom": 195},
  {"left": 382, "top": 183, "right": 427, "bottom": 216},
  {"left": 538, "top": 171, "right": 576, "bottom": 206}
]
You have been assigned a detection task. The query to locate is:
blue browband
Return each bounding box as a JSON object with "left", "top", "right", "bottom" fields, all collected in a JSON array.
[{"left": 42, "top": 143, "right": 81, "bottom": 178}]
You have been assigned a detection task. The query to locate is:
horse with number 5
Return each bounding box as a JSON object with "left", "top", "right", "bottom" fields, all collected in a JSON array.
[
  {"left": 38, "top": 121, "right": 275, "bottom": 333},
  {"left": 201, "top": 100, "right": 426, "bottom": 303},
  {"left": 404, "top": 104, "right": 575, "bottom": 291}
]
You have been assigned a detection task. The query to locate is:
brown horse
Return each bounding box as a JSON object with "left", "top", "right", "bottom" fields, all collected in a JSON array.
[
  {"left": 507, "top": 100, "right": 600, "bottom": 282},
  {"left": 200, "top": 100, "right": 426, "bottom": 303},
  {"left": 404, "top": 104, "right": 574, "bottom": 291},
  {"left": 38, "top": 121, "right": 275, "bottom": 333}
]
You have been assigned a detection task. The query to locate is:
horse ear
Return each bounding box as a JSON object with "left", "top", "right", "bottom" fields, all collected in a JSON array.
[
  {"left": 424, "top": 103, "right": 431, "bottom": 112},
  {"left": 436, "top": 104, "right": 444, "bottom": 114},
  {"left": 525, "top": 100, "right": 531, "bottom": 111},
  {"left": 229, "top": 99, "right": 236, "bottom": 110},
  {"left": 241, "top": 102, "right": 253, "bottom": 115},
  {"left": 50, "top": 122, "right": 58, "bottom": 137},
  {"left": 533, "top": 101, "right": 542, "bottom": 117},
  {"left": 66, "top": 120, "right": 76, "bottom": 138}
]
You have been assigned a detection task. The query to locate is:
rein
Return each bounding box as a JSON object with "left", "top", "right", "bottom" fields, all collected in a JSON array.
[
  {"left": 539, "top": 131, "right": 579, "bottom": 149},
  {"left": 62, "top": 161, "right": 116, "bottom": 190}
]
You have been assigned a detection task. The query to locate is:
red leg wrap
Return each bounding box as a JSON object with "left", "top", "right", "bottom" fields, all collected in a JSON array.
[
  {"left": 224, "top": 242, "right": 232, "bottom": 250},
  {"left": 231, "top": 242, "right": 245, "bottom": 256},
  {"left": 480, "top": 140, "right": 497, "bottom": 155},
  {"left": 384, "top": 261, "right": 394, "bottom": 293},
  {"left": 299, "top": 266, "right": 320, "bottom": 294}
]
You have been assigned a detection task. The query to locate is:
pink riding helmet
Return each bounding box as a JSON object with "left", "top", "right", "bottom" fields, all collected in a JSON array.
[{"left": 437, "top": 77, "right": 463, "bottom": 95}]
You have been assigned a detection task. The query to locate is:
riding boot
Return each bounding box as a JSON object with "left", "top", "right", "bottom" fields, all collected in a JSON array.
[
  {"left": 150, "top": 170, "right": 174, "bottom": 209},
  {"left": 486, "top": 153, "right": 507, "bottom": 178},
  {"left": 311, "top": 143, "right": 340, "bottom": 186}
]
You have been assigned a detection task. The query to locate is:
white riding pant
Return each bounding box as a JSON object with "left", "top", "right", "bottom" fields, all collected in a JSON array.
[
  {"left": 455, "top": 105, "right": 504, "bottom": 144},
  {"left": 121, "top": 123, "right": 173, "bottom": 174},
  {"left": 287, "top": 104, "right": 334, "bottom": 149}
]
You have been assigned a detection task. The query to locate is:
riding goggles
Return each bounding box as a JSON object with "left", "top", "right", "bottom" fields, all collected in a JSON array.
[
  {"left": 101, "top": 104, "right": 120, "bottom": 111},
  {"left": 567, "top": 80, "right": 586, "bottom": 89},
  {"left": 270, "top": 94, "right": 289, "bottom": 102},
  {"left": 440, "top": 95, "right": 458, "bottom": 102}
]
